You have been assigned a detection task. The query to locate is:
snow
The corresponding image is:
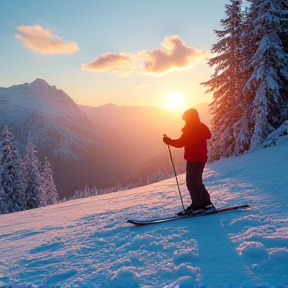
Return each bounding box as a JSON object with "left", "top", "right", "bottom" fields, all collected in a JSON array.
[
  {"left": 0, "top": 79, "right": 83, "bottom": 121},
  {"left": 261, "top": 120, "right": 288, "bottom": 148},
  {"left": 0, "top": 143, "right": 288, "bottom": 288}
]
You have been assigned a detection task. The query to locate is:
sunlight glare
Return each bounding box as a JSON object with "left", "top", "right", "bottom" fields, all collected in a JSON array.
[{"left": 164, "top": 92, "right": 185, "bottom": 110}]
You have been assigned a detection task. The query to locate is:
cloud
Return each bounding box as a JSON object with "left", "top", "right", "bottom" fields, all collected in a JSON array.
[
  {"left": 144, "top": 36, "right": 209, "bottom": 75},
  {"left": 82, "top": 36, "right": 209, "bottom": 76},
  {"left": 15, "top": 25, "right": 79, "bottom": 55},
  {"left": 81, "top": 53, "right": 136, "bottom": 76}
]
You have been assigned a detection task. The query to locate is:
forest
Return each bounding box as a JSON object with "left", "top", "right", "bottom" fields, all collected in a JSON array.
[{"left": 0, "top": 125, "right": 58, "bottom": 214}]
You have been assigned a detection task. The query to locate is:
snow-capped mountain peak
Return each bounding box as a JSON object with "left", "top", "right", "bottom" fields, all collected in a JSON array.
[
  {"left": 30, "top": 78, "right": 50, "bottom": 88},
  {"left": 1, "top": 79, "right": 80, "bottom": 117},
  {"left": 0, "top": 79, "right": 95, "bottom": 155}
]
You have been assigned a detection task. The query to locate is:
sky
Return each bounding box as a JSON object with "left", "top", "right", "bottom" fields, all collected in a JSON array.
[{"left": 0, "top": 0, "right": 229, "bottom": 110}]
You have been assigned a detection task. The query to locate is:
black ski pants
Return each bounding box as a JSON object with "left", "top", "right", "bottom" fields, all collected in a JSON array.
[{"left": 186, "top": 161, "right": 212, "bottom": 209}]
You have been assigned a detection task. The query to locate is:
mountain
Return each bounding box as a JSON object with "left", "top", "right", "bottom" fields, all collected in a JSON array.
[
  {"left": 0, "top": 79, "right": 97, "bottom": 155},
  {"left": 0, "top": 79, "right": 132, "bottom": 198}
]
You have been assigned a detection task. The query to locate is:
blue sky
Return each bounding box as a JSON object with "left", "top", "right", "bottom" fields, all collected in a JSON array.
[{"left": 0, "top": 0, "right": 228, "bottom": 109}]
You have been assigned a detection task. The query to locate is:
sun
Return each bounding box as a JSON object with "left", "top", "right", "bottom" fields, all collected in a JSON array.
[{"left": 164, "top": 92, "right": 185, "bottom": 110}]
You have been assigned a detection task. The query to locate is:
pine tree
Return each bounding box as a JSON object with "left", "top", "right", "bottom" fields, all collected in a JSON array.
[
  {"left": 244, "top": 0, "right": 288, "bottom": 151},
  {"left": 0, "top": 170, "right": 8, "bottom": 214},
  {"left": 278, "top": 0, "right": 288, "bottom": 127},
  {"left": 0, "top": 125, "right": 26, "bottom": 213},
  {"left": 202, "top": 0, "right": 244, "bottom": 160},
  {"left": 41, "top": 157, "right": 58, "bottom": 205},
  {"left": 23, "top": 142, "right": 44, "bottom": 209},
  {"left": 232, "top": 7, "right": 257, "bottom": 155},
  {"left": 202, "top": 0, "right": 288, "bottom": 160},
  {"left": 280, "top": 0, "right": 288, "bottom": 52}
]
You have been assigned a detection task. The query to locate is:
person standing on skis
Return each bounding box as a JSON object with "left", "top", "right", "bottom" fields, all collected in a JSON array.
[{"left": 163, "top": 108, "right": 214, "bottom": 215}]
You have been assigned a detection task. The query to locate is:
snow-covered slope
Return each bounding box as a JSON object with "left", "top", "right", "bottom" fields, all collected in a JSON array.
[{"left": 1, "top": 143, "right": 287, "bottom": 287}]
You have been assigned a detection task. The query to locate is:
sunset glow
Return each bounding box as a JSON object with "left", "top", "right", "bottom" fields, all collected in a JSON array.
[{"left": 164, "top": 92, "right": 185, "bottom": 110}]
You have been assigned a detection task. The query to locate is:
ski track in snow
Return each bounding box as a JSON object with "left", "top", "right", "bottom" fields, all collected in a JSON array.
[{"left": 0, "top": 144, "right": 288, "bottom": 288}]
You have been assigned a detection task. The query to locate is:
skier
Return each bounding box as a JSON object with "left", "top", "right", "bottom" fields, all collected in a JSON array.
[{"left": 163, "top": 108, "right": 214, "bottom": 215}]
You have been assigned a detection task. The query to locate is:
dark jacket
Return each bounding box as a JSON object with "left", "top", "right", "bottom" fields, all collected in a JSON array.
[{"left": 169, "top": 118, "right": 211, "bottom": 162}]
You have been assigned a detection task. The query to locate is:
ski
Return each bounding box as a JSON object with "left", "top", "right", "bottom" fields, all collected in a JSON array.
[{"left": 127, "top": 204, "right": 250, "bottom": 226}]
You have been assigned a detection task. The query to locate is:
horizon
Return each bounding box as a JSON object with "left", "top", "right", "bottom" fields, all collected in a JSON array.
[{"left": 0, "top": 0, "right": 229, "bottom": 110}]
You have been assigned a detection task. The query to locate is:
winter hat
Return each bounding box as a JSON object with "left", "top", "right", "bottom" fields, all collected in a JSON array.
[{"left": 182, "top": 108, "right": 199, "bottom": 121}]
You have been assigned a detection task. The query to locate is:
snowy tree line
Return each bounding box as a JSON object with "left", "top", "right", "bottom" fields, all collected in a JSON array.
[
  {"left": 71, "top": 183, "right": 128, "bottom": 200},
  {"left": 0, "top": 125, "right": 58, "bottom": 214},
  {"left": 202, "top": 0, "right": 288, "bottom": 161}
]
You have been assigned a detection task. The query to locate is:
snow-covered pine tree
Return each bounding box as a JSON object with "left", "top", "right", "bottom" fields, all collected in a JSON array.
[
  {"left": 0, "top": 125, "right": 26, "bottom": 213},
  {"left": 280, "top": 0, "right": 288, "bottom": 53},
  {"left": 202, "top": 0, "right": 288, "bottom": 160},
  {"left": 244, "top": 0, "right": 288, "bottom": 151},
  {"left": 41, "top": 157, "right": 58, "bottom": 205},
  {"left": 232, "top": 6, "right": 257, "bottom": 155},
  {"left": 280, "top": 1, "right": 288, "bottom": 127},
  {"left": 23, "top": 142, "right": 44, "bottom": 209},
  {"left": 278, "top": 0, "right": 288, "bottom": 127},
  {"left": 201, "top": 0, "right": 244, "bottom": 160},
  {"left": 0, "top": 170, "right": 8, "bottom": 214}
]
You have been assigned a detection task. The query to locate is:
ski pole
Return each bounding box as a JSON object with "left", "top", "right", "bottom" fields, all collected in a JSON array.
[{"left": 167, "top": 144, "right": 185, "bottom": 211}]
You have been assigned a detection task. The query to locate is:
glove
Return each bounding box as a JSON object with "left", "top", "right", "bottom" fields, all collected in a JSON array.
[{"left": 163, "top": 135, "right": 172, "bottom": 145}]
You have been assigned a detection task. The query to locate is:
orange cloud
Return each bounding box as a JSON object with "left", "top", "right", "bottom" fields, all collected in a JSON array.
[
  {"left": 15, "top": 25, "right": 79, "bottom": 55},
  {"left": 82, "top": 36, "right": 209, "bottom": 76},
  {"left": 144, "top": 36, "right": 209, "bottom": 75},
  {"left": 81, "top": 53, "right": 136, "bottom": 76}
]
